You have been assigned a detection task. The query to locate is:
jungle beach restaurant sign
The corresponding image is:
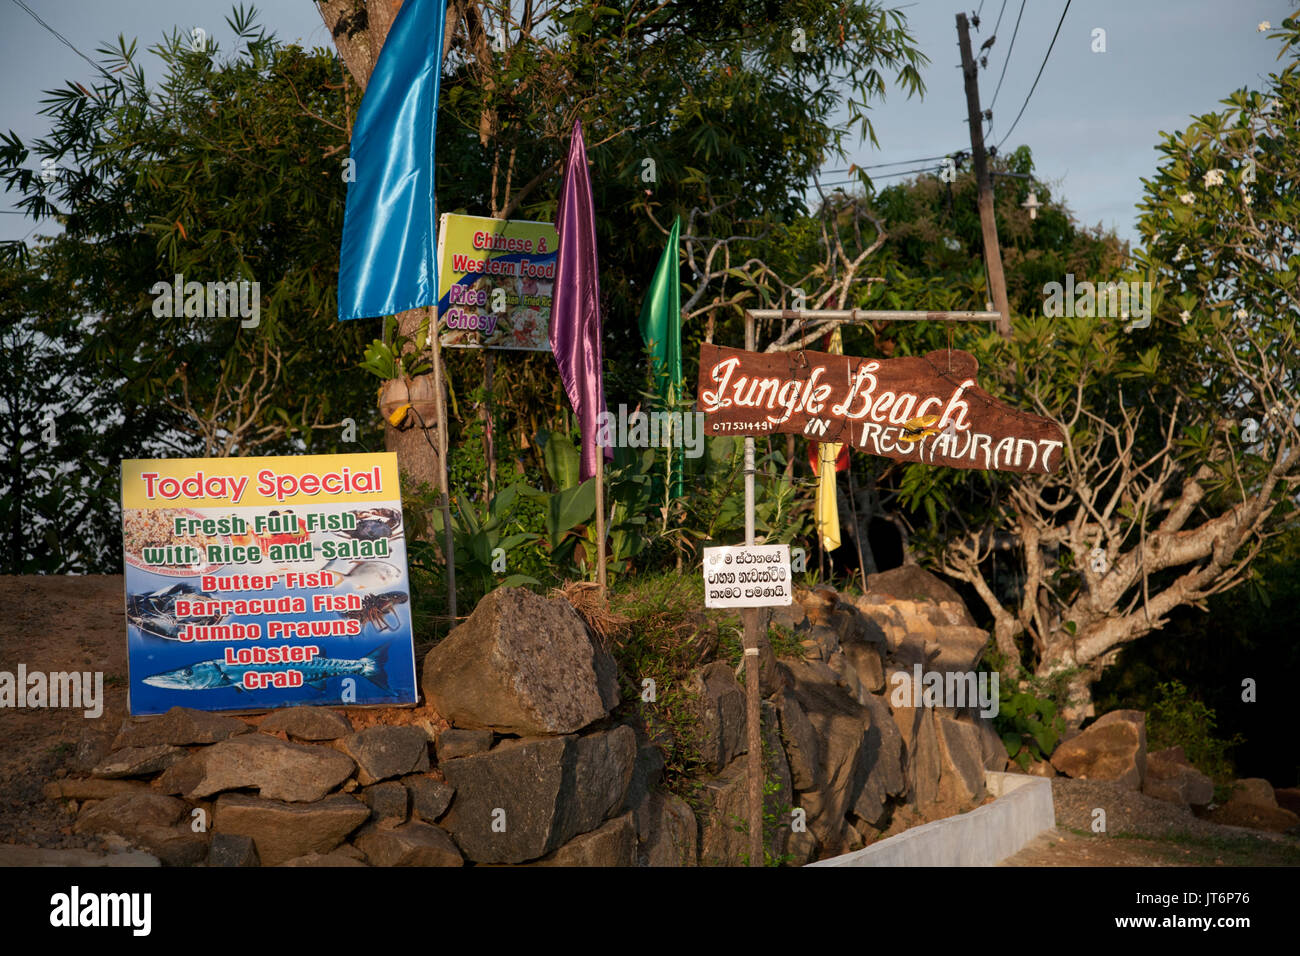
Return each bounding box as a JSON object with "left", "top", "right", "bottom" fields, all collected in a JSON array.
[
  {"left": 436, "top": 213, "right": 558, "bottom": 351},
  {"left": 697, "top": 344, "right": 1066, "bottom": 475},
  {"left": 120, "top": 453, "right": 417, "bottom": 715}
]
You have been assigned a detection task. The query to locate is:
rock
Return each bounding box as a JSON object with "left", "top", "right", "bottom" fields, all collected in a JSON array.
[
  {"left": 1143, "top": 747, "right": 1213, "bottom": 807},
  {"left": 213, "top": 793, "right": 369, "bottom": 866},
  {"left": 838, "top": 631, "right": 885, "bottom": 694},
  {"left": 865, "top": 564, "right": 971, "bottom": 615},
  {"left": 769, "top": 601, "right": 809, "bottom": 634},
  {"left": 278, "top": 851, "right": 369, "bottom": 867},
  {"left": 968, "top": 713, "right": 1010, "bottom": 771},
  {"left": 69, "top": 728, "right": 115, "bottom": 774},
  {"left": 44, "top": 778, "right": 149, "bottom": 801},
  {"left": 532, "top": 813, "right": 636, "bottom": 866},
  {"left": 435, "top": 728, "right": 494, "bottom": 762},
  {"left": 337, "top": 727, "right": 430, "bottom": 785},
  {"left": 404, "top": 775, "right": 454, "bottom": 822},
  {"left": 1207, "top": 801, "right": 1300, "bottom": 833},
  {"left": 158, "top": 735, "right": 355, "bottom": 803},
  {"left": 935, "top": 716, "right": 986, "bottom": 805},
  {"left": 802, "top": 586, "right": 839, "bottom": 625},
  {"left": 699, "top": 702, "right": 792, "bottom": 866},
  {"left": 91, "top": 745, "right": 190, "bottom": 779},
  {"left": 1226, "top": 777, "right": 1278, "bottom": 808},
  {"left": 113, "top": 707, "right": 250, "bottom": 749},
  {"left": 421, "top": 586, "right": 619, "bottom": 735},
  {"left": 439, "top": 735, "right": 570, "bottom": 864},
  {"left": 439, "top": 726, "right": 635, "bottom": 864},
  {"left": 1275, "top": 788, "right": 1300, "bottom": 816},
  {"left": 693, "top": 662, "right": 746, "bottom": 773},
  {"left": 258, "top": 706, "right": 353, "bottom": 741},
  {"left": 775, "top": 688, "right": 820, "bottom": 792},
  {"left": 135, "top": 827, "right": 209, "bottom": 867},
  {"left": 1049, "top": 709, "right": 1146, "bottom": 790},
  {"left": 621, "top": 728, "right": 667, "bottom": 831},
  {"left": 786, "top": 828, "right": 818, "bottom": 867},
  {"left": 827, "top": 650, "right": 863, "bottom": 703},
  {"left": 860, "top": 691, "right": 906, "bottom": 804},
  {"left": 208, "top": 832, "right": 260, "bottom": 867},
  {"left": 74, "top": 792, "right": 187, "bottom": 841},
  {"left": 362, "top": 781, "right": 409, "bottom": 827},
  {"left": 783, "top": 660, "right": 876, "bottom": 853},
  {"left": 905, "top": 707, "right": 944, "bottom": 807},
  {"left": 807, "top": 624, "right": 840, "bottom": 659},
  {"left": 556, "top": 725, "right": 638, "bottom": 839},
  {"left": 638, "top": 792, "right": 698, "bottom": 866},
  {"left": 354, "top": 821, "right": 464, "bottom": 866}
]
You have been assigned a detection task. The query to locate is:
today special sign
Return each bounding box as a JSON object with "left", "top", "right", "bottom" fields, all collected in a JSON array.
[
  {"left": 697, "top": 344, "right": 1066, "bottom": 475},
  {"left": 120, "top": 453, "right": 418, "bottom": 715}
]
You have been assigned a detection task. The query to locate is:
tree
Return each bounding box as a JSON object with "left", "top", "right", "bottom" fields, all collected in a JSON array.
[
  {"left": 911, "top": 20, "right": 1300, "bottom": 723},
  {"left": 315, "top": 0, "right": 928, "bottom": 491},
  {"left": 0, "top": 10, "right": 372, "bottom": 464}
]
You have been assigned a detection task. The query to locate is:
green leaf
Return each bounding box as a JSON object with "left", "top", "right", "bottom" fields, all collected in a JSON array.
[{"left": 547, "top": 479, "right": 596, "bottom": 547}]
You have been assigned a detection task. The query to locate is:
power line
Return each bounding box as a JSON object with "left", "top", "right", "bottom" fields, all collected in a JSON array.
[
  {"left": 821, "top": 151, "right": 964, "bottom": 175},
  {"left": 989, "top": 0, "right": 1008, "bottom": 40},
  {"left": 818, "top": 165, "right": 945, "bottom": 188},
  {"left": 997, "top": 0, "right": 1072, "bottom": 150},
  {"left": 8, "top": 0, "right": 101, "bottom": 72},
  {"left": 989, "top": 0, "right": 1026, "bottom": 112}
]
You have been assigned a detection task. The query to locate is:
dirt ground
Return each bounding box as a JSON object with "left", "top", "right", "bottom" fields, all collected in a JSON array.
[
  {"left": 0, "top": 575, "right": 447, "bottom": 854},
  {"left": 1, "top": 575, "right": 1295, "bottom": 866},
  {"left": 1001, "top": 779, "right": 1300, "bottom": 866}
]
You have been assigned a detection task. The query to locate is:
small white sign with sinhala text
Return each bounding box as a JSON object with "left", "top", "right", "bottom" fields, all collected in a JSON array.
[{"left": 702, "top": 544, "right": 793, "bottom": 608}]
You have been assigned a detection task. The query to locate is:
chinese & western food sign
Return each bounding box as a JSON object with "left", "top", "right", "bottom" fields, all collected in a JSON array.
[{"left": 436, "top": 213, "right": 557, "bottom": 351}]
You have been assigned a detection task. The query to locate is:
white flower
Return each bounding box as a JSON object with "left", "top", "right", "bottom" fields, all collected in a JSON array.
[
  {"left": 1243, "top": 193, "right": 1253, "bottom": 206},
  {"left": 1178, "top": 192, "right": 1195, "bottom": 205},
  {"left": 1235, "top": 308, "right": 1248, "bottom": 320},
  {"left": 1179, "top": 310, "right": 1191, "bottom": 323},
  {"left": 1173, "top": 244, "right": 1187, "bottom": 262},
  {"left": 1259, "top": 21, "right": 1271, "bottom": 32},
  {"left": 1203, "top": 169, "right": 1225, "bottom": 187}
]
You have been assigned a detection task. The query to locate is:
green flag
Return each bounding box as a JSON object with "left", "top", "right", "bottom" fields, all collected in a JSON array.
[{"left": 638, "top": 215, "right": 683, "bottom": 495}]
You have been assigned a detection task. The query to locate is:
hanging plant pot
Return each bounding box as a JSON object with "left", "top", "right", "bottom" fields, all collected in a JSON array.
[{"left": 379, "top": 375, "right": 438, "bottom": 429}]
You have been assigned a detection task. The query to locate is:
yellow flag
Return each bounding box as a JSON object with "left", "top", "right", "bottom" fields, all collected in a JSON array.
[
  {"left": 816, "top": 441, "right": 842, "bottom": 551},
  {"left": 815, "top": 327, "right": 844, "bottom": 552}
]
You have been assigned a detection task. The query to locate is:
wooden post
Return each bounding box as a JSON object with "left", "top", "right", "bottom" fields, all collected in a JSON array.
[
  {"left": 957, "top": 13, "right": 1013, "bottom": 340},
  {"left": 428, "top": 307, "right": 456, "bottom": 622},
  {"left": 742, "top": 311, "right": 763, "bottom": 867},
  {"left": 594, "top": 456, "right": 607, "bottom": 599},
  {"left": 483, "top": 351, "right": 497, "bottom": 497}
]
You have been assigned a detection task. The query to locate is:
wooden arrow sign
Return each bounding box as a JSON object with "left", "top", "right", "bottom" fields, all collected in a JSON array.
[{"left": 697, "top": 344, "right": 1066, "bottom": 475}]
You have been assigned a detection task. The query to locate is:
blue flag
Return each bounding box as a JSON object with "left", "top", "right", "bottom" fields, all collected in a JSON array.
[{"left": 337, "top": 0, "right": 448, "bottom": 321}]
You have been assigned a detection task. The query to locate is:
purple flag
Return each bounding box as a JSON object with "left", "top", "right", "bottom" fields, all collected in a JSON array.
[{"left": 549, "top": 121, "right": 612, "bottom": 481}]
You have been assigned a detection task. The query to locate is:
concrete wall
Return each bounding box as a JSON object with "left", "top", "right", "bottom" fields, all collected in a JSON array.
[{"left": 806, "top": 772, "right": 1055, "bottom": 867}]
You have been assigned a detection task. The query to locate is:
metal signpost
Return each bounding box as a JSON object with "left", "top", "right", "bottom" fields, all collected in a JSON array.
[{"left": 728, "top": 307, "right": 1006, "bottom": 865}]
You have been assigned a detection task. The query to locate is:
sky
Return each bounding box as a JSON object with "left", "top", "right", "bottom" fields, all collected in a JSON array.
[{"left": 0, "top": 0, "right": 1289, "bottom": 248}]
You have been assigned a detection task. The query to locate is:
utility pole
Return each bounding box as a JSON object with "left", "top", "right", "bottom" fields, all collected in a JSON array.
[{"left": 957, "top": 12, "right": 1012, "bottom": 340}]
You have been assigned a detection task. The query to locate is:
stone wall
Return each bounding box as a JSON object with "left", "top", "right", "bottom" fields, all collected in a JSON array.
[{"left": 48, "top": 566, "right": 1022, "bottom": 865}]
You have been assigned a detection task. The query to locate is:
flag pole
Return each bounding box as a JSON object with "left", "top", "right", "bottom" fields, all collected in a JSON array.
[
  {"left": 742, "top": 310, "right": 763, "bottom": 867},
  {"left": 594, "top": 452, "right": 607, "bottom": 599},
  {"left": 428, "top": 305, "right": 457, "bottom": 622}
]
